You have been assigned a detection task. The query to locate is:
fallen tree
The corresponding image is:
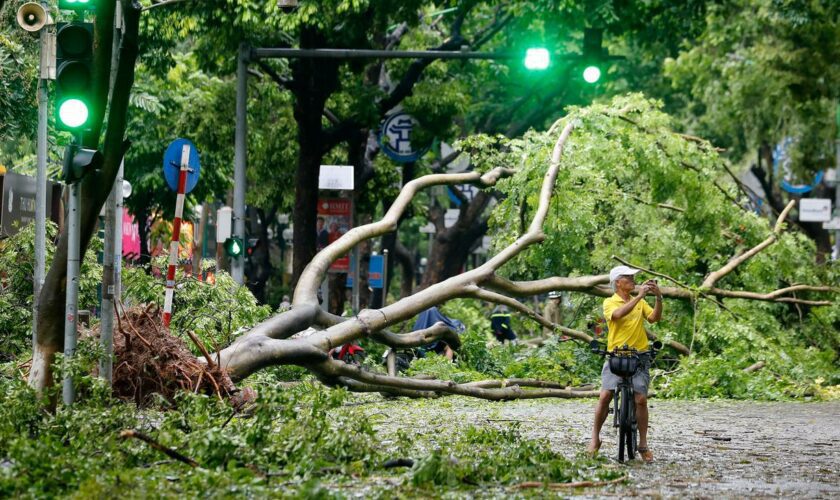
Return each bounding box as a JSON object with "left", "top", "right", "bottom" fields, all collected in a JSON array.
[{"left": 201, "top": 97, "right": 838, "bottom": 400}]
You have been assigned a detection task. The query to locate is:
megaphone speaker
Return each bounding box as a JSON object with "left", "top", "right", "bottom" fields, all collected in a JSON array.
[{"left": 17, "top": 2, "right": 49, "bottom": 33}]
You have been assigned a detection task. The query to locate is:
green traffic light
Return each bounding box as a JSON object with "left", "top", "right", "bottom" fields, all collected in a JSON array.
[
  {"left": 524, "top": 48, "right": 550, "bottom": 70},
  {"left": 58, "top": 99, "right": 89, "bottom": 128},
  {"left": 224, "top": 237, "right": 243, "bottom": 257},
  {"left": 583, "top": 65, "right": 601, "bottom": 83}
]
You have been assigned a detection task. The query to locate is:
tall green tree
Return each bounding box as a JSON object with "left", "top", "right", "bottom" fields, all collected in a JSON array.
[{"left": 665, "top": 0, "right": 840, "bottom": 259}]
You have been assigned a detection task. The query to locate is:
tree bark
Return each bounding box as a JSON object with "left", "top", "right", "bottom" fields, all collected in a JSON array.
[
  {"left": 419, "top": 191, "right": 492, "bottom": 289},
  {"left": 290, "top": 28, "right": 340, "bottom": 289}
]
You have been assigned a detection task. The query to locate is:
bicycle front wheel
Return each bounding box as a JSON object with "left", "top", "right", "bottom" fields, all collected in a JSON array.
[{"left": 618, "top": 385, "right": 635, "bottom": 462}]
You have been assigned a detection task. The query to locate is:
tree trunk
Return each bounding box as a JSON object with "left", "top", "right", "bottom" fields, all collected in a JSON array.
[
  {"left": 290, "top": 28, "right": 340, "bottom": 289},
  {"left": 30, "top": 0, "right": 141, "bottom": 394},
  {"left": 245, "top": 206, "right": 273, "bottom": 303},
  {"left": 419, "top": 191, "right": 492, "bottom": 289}
]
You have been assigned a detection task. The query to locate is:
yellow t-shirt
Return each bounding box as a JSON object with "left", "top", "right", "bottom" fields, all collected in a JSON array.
[{"left": 603, "top": 294, "right": 653, "bottom": 351}]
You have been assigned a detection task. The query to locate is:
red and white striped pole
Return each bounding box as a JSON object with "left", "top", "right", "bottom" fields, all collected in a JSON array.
[{"left": 163, "top": 144, "right": 191, "bottom": 327}]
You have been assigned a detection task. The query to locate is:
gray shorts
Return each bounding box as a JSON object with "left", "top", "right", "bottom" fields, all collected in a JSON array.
[{"left": 600, "top": 353, "right": 651, "bottom": 396}]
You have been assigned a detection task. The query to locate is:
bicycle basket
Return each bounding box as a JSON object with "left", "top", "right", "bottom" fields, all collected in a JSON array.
[{"left": 609, "top": 355, "right": 640, "bottom": 378}]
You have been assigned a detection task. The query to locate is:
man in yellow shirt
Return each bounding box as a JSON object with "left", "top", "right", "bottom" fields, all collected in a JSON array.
[{"left": 587, "top": 265, "right": 662, "bottom": 462}]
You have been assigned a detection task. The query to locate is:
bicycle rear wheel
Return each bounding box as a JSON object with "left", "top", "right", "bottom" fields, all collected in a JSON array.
[{"left": 626, "top": 385, "right": 637, "bottom": 460}]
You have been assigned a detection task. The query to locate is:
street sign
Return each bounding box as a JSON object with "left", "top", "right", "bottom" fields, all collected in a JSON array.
[
  {"left": 822, "top": 217, "right": 840, "bottom": 230},
  {"left": 0, "top": 172, "right": 59, "bottom": 238},
  {"left": 379, "top": 111, "right": 429, "bottom": 163},
  {"left": 799, "top": 199, "right": 831, "bottom": 222},
  {"left": 774, "top": 137, "right": 824, "bottom": 194},
  {"left": 163, "top": 138, "right": 200, "bottom": 194},
  {"left": 368, "top": 255, "right": 384, "bottom": 289},
  {"left": 319, "top": 165, "right": 354, "bottom": 190}
]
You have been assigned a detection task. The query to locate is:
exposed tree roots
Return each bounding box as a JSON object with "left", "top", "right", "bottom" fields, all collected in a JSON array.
[{"left": 109, "top": 304, "right": 236, "bottom": 405}]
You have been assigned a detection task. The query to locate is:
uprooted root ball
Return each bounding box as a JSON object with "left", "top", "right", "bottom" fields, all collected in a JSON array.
[{"left": 108, "top": 304, "right": 237, "bottom": 405}]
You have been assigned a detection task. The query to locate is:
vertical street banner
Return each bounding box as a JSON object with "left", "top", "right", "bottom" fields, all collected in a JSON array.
[
  {"left": 121, "top": 208, "right": 141, "bottom": 259},
  {"left": 368, "top": 254, "right": 384, "bottom": 289},
  {"left": 317, "top": 198, "right": 352, "bottom": 272}
]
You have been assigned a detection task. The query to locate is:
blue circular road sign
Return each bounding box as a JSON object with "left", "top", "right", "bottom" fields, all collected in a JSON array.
[
  {"left": 378, "top": 112, "right": 430, "bottom": 163},
  {"left": 163, "top": 138, "right": 201, "bottom": 194}
]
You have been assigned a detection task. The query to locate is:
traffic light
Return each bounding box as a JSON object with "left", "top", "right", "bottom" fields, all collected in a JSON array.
[
  {"left": 581, "top": 28, "right": 604, "bottom": 84},
  {"left": 524, "top": 47, "right": 550, "bottom": 70},
  {"left": 58, "top": 0, "right": 95, "bottom": 10},
  {"left": 246, "top": 238, "right": 260, "bottom": 257},
  {"left": 62, "top": 144, "right": 102, "bottom": 184},
  {"left": 224, "top": 237, "right": 244, "bottom": 257},
  {"left": 55, "top": 22, "right": 94, "bottom": 130},
  {"left": 582, "top": 65, "right": 601, "bottom": 83}
]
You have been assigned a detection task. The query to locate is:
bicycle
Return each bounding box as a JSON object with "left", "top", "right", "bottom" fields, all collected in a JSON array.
[{"left": 590, "top": 339, "right": 662, "bottom": 462}]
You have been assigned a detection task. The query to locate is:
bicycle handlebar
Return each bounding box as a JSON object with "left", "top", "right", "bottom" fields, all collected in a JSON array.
[{"left": 589, "top": 340, "right": 663, "bottom": 358}]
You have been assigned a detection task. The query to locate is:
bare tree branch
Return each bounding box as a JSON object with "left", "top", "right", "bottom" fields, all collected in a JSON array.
[
  {"left": 702, "top": 200, "right": 796, "bottom": 289},
  {"left": 319, "top": 359, "right": 601, "bottom": 400},
  {"left": 466, "top": 287, "right": 592, "bottom": 343},
  {"left": 370, "top": 322, "right": 462, "bottom": 350}
]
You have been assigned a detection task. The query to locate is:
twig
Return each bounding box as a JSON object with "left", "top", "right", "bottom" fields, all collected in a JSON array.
[
  {"left": 611, "top": 255, "right": 691, "bottom": 290},
  {"left": 185, "top": 330, "right": 216, "bottom": 369},
  {"left": 701, "top": 200, "right": 795, "bottom": 289},
  {"left": 612, "top": 255, "right": 740, "bottom": 319},
  {"left": 743, "top": 361, "right": 765, "bottom": 373},
  {"left": 120, "top": 430, "right": 199, "bottom": 468}
]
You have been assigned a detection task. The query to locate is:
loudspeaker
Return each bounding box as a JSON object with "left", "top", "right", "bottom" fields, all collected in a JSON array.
[
  {"left": 16, "top": 2, "right": 50, "bottom": 34},
  {"left": 277, "top": 0, "right": 298, "bottom": 13}
]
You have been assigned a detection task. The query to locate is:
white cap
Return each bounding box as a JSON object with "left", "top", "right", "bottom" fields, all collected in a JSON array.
[
  {"left": 609, "top": 265, "right": 641, "bottom": 289},
  {"left": 548, "top": 291, "right": 561, "bottom": 299}
]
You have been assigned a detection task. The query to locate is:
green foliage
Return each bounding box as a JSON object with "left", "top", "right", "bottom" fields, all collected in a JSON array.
[
  {"left": 122, "top": 260, "right": 272, "bottom": 354},
  {"left": 0, "top": 12, "right": 37, "bottom": 143},
  {"left": 0, "top": 222, "right": 102, "bottom": 360},
  {"left": 664, "top": 0, "right": 840, "bottom": 171},
  {"left": 409, "top": 422, "right": 620, "bottom": 488},
  {"left": 0, "top": 370, "right": 381, "bottom": 497}
]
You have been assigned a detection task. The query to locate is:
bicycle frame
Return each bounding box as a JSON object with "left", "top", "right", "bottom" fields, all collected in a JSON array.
[{"left": 591, "top": 340, "right": 661, "bottom": 462}]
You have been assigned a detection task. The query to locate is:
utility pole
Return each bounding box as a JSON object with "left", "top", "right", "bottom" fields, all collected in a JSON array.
[
  {"left": 99, "top": 2, "right": 123, "bottom": 384},
  {"left": 231, "top": 43, "right": 248, "bottom": 284}
]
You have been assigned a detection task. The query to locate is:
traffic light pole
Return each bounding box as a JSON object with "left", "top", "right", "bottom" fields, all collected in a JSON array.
[
  {"left": 63, "top": 142, "right": 82, "bottom": 405},
  {"left": 231, "top": 43, "right": 248, "bottom": 285},
  {"left": 33, "top": 2, "right": 51, "bottom": 352}
]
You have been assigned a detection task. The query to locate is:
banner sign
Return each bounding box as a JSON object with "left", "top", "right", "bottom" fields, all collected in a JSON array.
[
  {"left": 0, "top": 172, "right": 58, "bottom": 238},
  {"left": 799, "top": 199, "right": 832, "bottom": 222},
  {"left": 121, "top": 208, "right": 141, "bottom": 259},
  {"left": 318, "top": 198, "right": 352, "bottom": 272},
  {"left": 368, "top": 255, "right": 384, "bottom": 289},
  {"left": 319, "top": 165, "right": 354, "bottom": 190}
]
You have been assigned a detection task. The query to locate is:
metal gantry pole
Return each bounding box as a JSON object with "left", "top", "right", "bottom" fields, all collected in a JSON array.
[
  {"left": 98, "top": 0, "right": 124, "bottom": 383},
  {"left": 63, "top": 175, "right": 81, "bottom": 405},
  {"left": 834, "top": 138, "right": 839, "bottom": 260},
  {"left": 231, "top": 43, "right": 249, "bottom": 284}
]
